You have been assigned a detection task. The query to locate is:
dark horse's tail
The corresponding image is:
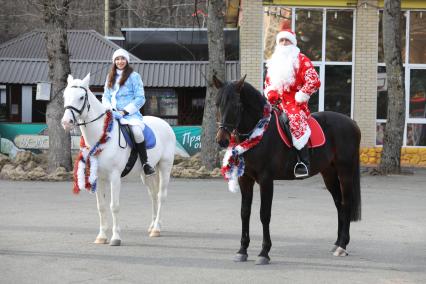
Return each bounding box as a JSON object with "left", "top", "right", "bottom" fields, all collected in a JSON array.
[{"left": 350, "top": 147, "right": 362, "bottom": 222}]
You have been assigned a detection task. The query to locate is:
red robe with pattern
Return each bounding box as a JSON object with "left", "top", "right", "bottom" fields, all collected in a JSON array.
[{"left": 264, "top": 53, "right": 321, "bottom": 149}]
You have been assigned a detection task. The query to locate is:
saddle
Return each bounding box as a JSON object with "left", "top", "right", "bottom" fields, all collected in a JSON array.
[
  {"left": 119, "top": 121, "right": 157, "bottom": 177},
  {"left": 274, "top": 110, "right": 325, "bottom": 148}
]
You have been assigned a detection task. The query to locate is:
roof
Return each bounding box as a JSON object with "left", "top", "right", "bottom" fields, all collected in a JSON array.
[
  {"left": 0, "top": 30, "right": 141, "bottom": 62},
  {"left": 0, "top": 30, "right": 240, "bottom": 87},
  {"left": 0, "top": 58, "right": 240, "bottom": 87}
]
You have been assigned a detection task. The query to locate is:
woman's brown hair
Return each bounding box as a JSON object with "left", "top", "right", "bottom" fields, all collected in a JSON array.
[{"left": 106, "top": 63, "right": 134, "bottom": 89}]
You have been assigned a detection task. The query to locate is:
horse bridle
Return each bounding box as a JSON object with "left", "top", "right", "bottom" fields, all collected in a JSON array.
[
  {"left": 64, "top": 86, "right": 106, "bottom": 127},
  {"left": 217, "top": 100, "right": 250, "bottom": 140}
]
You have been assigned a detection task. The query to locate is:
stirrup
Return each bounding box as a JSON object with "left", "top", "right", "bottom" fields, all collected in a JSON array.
[
  {"left": 294, "top": 162, "right": 309, "bottom": 179},
  {"left": 143, "top": 163, "right": 156, "bottom": 176}
]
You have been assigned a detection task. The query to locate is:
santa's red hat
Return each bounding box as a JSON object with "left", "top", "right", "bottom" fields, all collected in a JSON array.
[{"left": 276, "top": 29, "right": 297, "bottom": 46}]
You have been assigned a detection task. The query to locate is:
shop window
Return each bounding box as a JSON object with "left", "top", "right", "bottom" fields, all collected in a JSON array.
[
  {"left": 0, "top": 86, "right": 6, "bottom": 122},
  {"left": 376, "top": 122, "right": 386, "bottom": 145},
  {"left": 326, "top": 10, "right": 353, "bottom": 62},
  {"left": 409, "top": 11, "right": 426, "bottom": 64},
  {"left": 377, "top": 66, "right": 388, "bottom": 119},
  {"left": 406, "top": 123, "right": 426, "bottom": 146},
  {"left": 378, "top": 11, "right": 406, "bottom": 63},
  {"left": 324, "top": 65, "right": 352, "bottom": 116},
  {"left": 295, "top": 9, "right": 323, "bottom": 61},
  {"left": 409, "top": 69, "right": 426, "bottom": 118},
  {"left": 144, "top": 89, "right": 178, "bottom": 125},
  {"left": 32, "top": 86, "right": 47, "bottom": 123}
]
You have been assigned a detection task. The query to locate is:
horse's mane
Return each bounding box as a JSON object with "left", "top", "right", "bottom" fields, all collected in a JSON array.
[{"left": 239, "top": 81, "right": 267, "bottom": 115}]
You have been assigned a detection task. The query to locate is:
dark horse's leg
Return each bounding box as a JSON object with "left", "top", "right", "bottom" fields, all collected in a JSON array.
[
  {"left": 256, "top": 178, "right": 274, "bottom": 265},
  {"left": 321, "top": 166, "right": 345, "bottom": 250},
  {"left": 234, "top": 174, "right": 254, "bottom": 262},
  {"left": 321, "top": 164, "right": 355, "bottom": 256}
]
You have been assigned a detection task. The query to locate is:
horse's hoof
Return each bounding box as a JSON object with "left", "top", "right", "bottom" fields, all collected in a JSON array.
[
  {"left": 94, "top": 238, "right": 108, "bottom": 244},
  {"left": 333, "top": 246, "right": 348, "bottom": 257},
  {"left": 233, "top": 253, "right": 248, "bottom": 262},
  {"left": 149, "top": 230, "right": 160, "bottom": 237},
  {"left": 147, "top": 227, "right": 152, "bottom": 233},
  {"left": 330, "top": 245, "right": 338, "bottom": 252},
  {"left": 109, "top": 239, "right": 121, "bottom": 246},
  {"left": 255, "top": 256, "right": 270, "bottom": 265}
]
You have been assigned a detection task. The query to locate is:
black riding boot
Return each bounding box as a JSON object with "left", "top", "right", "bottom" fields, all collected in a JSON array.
[
  {"left": 136, "top": 142, "right": 156, "bottom": 176},
  {"left": 294, "top": 145, "right": 310, "bottom": 179}
]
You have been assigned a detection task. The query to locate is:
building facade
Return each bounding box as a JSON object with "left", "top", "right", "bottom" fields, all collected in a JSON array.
[
  {"left": 240, "top": 0, "right": 426, "bottom": 167},
  {"left": 0, "top": 30, "right": 239, "bottom": 126}
]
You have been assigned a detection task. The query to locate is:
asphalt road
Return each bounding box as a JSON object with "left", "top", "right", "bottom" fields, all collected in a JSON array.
[{"left": 0, "top": 172, "right": 425, "bottom": 284}]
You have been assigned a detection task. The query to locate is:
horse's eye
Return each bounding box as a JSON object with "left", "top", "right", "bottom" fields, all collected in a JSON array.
[{"left": 79, "top": 96, "right": 84, "bottom": 100}]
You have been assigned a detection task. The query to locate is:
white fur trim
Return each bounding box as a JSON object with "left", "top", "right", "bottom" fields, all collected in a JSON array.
[
  {"left": 292, "top": 126, "right": 311, "bottom": 150},
  {"left": 295, "top": 91, "right": 310, "bottom": 103},
  {"left": 228, "top": 178, "right": 240, "bottom": 193},
  {"left": 222, "top": 149, "right": 233, "bottom": 168},
  {"left": 88, "top": 156, "right": 98, "bottom": 185},
  {"left": 112, "top": 48, "right": 130, "bottom": 63},
  {"left": 77, "top": 160, "right": 86, "bottom": 190},
  {"left": 124, "top": 103, "right": 138, "bottom": 115},
  {"left": 276, "top": 31, "right": 297, "bottom": 45}
]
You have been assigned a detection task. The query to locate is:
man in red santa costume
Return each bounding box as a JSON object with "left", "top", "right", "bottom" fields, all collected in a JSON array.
[{"left": 264, "top": 29, "right": 321, "bottom": 178}]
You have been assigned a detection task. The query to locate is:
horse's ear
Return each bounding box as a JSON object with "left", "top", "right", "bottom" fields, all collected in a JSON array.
[
  {"left": 67, "top": 74, "right": 74, "bottom": 85},
  {"left": 235, "top": 74, "right": 247, "bottom": 92},
  {"left": 212, "top": 75, "right": 224, "bottom": 89},
  {"left": 82, "top": 73, "right": 91, "bottom": 88}
]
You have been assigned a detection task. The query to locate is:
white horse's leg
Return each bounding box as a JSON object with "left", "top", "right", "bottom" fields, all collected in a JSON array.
[
  {"left": 149, "top": 160, "right": 173, "bottom": 238},
  {"left": 109, "top": 171, "right": 122, "bottom": 246},
  {"left": 94, "top": 179, "right": 108, "bottom": 244},
  {"left": 143, "top": 174, "right": 159, "bottom": 235}
]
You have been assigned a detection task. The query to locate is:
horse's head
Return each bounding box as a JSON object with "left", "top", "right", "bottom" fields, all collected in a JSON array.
[
  {"left": 61, "top": 73, "right": 91, "bottom": 131},
  {"left": 214, "top": 75, "right": 246, "bottom": 148}
]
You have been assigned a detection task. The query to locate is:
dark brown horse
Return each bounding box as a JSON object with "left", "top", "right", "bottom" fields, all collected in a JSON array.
[{"left": 214, "top": 76, "right": 361, "bottom": 265}]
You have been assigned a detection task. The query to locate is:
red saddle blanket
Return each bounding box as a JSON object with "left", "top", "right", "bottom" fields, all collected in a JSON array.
[{"left": 274, "top": 110, "right": 325, "bottom": 148}]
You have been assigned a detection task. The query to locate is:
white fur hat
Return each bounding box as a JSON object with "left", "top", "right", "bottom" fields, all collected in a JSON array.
[
  {"left": 112, "top": 48, "right": 130, "bottom": 63},
  {"left": 276, "top": 29, "right": 297, "bottom": 46}
]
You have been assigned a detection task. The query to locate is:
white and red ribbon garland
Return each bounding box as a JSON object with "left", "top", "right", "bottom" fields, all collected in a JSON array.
[
  {"left": 221, "top": 104, "right": 272, "bottom": 193},
  {"left": 73, "top": 111, "right": 113, "bottom": 194}
]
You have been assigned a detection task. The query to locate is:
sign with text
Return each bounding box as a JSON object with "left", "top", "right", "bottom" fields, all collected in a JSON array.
[
  {"left": 172, "top": 126, "right": 202, "bottom": 156},
  {"left": 14, "top": 135, "right": 81, "bottom": 150}
]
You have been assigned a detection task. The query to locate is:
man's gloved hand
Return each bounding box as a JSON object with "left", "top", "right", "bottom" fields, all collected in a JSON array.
[
  {"left": 266, "top": 90, "right": 279, "bottom": 105},
  {"left": 295, "top": 91, "right": 310, "bottom": 104}
]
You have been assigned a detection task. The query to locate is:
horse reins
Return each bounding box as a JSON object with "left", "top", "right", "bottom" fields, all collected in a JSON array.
[
  {"left": 217, "top": 101, "right": 251, "bottom": 141},
  {"left": 64, "top": 86, "right": 107, "bottom": 127}
]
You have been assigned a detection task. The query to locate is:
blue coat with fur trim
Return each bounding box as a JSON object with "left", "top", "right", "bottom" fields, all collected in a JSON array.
[{"left": 102, "top": 71, "right": 146, "bottom": 128}]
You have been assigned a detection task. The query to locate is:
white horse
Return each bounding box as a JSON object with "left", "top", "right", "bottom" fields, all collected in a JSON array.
[{"left": 61, "top": 73, "right": 175, "bottom": 246}]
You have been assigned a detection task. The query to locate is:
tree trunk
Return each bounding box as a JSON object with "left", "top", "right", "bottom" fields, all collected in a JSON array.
[
  {"left": 378, "top": 0, "right": 405, "bottom": 174},
  {"left": 200, "top": 0, "right": 225, "bottom": 170},
  {"left": 43, "top": 0, "right": 72, "bottom": 172}
]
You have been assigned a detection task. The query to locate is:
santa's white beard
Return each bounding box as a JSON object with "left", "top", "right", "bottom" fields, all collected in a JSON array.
[{"left": 267, "top": 45, "right": 300, "bottom": 91}]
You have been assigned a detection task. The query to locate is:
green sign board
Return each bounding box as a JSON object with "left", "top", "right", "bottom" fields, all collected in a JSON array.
[
  {"left": 173, "top": 126, "right": 202, "bottom": 156},
  {"left": 0, "top": 123, "right": 203, "bottom": 157}
]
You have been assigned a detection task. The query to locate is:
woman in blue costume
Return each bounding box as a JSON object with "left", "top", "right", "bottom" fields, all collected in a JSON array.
[{"left": 102, "top": 48, "right": 155, "bottom": 176}]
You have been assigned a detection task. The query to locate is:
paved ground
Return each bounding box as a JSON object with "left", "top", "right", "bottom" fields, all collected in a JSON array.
[{"left": 0, "top": 171, "right": 425, "bottom": 284}]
